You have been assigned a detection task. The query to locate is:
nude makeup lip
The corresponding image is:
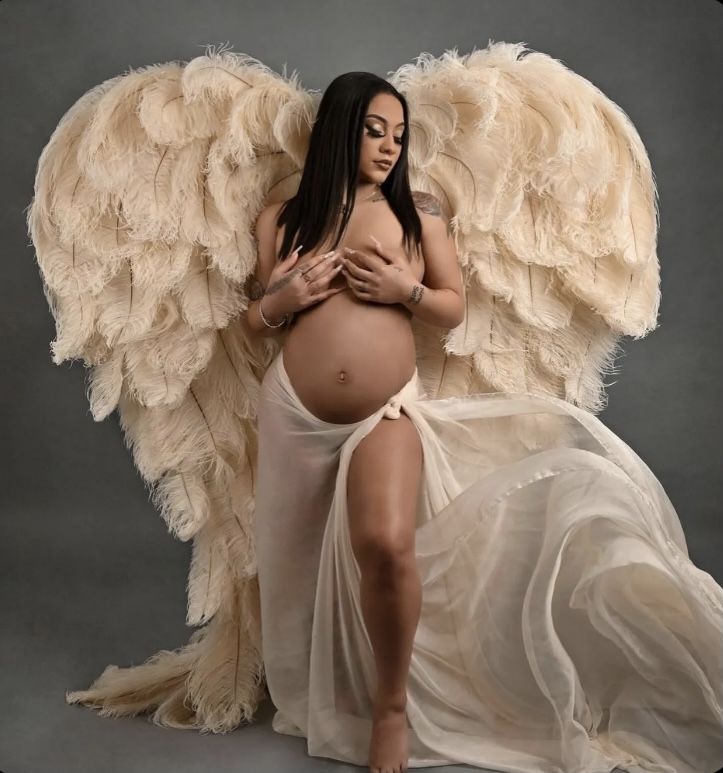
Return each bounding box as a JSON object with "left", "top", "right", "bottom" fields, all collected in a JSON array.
[{"left": 375, "top": 160, "right": 392, "bottom": 169}]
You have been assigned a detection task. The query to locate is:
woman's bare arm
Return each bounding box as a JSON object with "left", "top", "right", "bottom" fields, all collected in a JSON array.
[
  {"left": 244, "top": 203, "right": 288, "bottom": 337},
  {"left": 399, "top": 192, "right": 465, "bottom": 329}
]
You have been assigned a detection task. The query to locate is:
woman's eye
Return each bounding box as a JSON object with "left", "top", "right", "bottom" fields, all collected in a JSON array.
[{"left": 366, "top": 127, "right": 404, "bottom": 145}]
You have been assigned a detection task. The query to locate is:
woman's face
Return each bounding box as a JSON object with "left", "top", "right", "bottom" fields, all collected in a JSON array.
[{"left": 358, "top": 92, "right": 405, "bottom": 184}]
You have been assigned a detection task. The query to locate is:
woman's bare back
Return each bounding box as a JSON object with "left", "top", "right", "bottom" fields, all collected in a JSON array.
[{"left": 276, "top": 196, "right": 425, "bottom": 424}]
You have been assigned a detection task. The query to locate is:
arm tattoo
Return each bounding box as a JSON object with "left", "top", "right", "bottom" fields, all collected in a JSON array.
[
  {"left": 412, "top": 191, "right": 442, "bottom": 216},
  {"left": 246, "top": 276, "right": 265, "bottom": 301},
  {"left": 266, "top": 271, "right": 296, "bottom": 295},
  {"left": 407, "top": 283, "right": 425, "bottom": 305},
  {"left": 412, "top": 191, "right": 454, "bottom": 239}
]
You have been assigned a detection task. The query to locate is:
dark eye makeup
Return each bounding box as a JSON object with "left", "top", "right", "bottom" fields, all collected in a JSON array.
[{"left": 366, "top": 125, "right": 404, "bottom": 144}]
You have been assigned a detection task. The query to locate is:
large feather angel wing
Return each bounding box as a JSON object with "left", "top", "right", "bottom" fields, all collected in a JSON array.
[
  {"left": 27, "top": 41, "right": 660, "bottom": 733},
  {"left": 391, "top": 43, "right": 660, "bottom": 414},
  {"left": 27, "top": 46, "right": 316, "bottom": 732}
]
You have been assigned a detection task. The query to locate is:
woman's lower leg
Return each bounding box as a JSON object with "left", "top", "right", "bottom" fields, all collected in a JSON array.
[{"left": 358, "top": 548, "right": 422, "bottom": 707}]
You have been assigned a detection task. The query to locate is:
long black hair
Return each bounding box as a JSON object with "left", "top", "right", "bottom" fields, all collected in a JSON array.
[{"left": 276, "top": 71, "right": 422, "bottom": 264}]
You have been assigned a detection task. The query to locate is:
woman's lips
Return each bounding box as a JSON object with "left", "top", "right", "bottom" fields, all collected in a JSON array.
[{"left": 375, "top": 160, "right": 392, "bottom": 170}]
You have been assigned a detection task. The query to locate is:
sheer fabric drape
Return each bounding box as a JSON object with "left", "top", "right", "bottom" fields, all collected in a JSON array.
[{"left": 253, "top": 351, "right": 723, "bottom": 773}]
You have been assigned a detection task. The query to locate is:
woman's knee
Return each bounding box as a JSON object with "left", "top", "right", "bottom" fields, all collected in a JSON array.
[{"left": 353, "top": 523, "right": 416, "bottom": 570}]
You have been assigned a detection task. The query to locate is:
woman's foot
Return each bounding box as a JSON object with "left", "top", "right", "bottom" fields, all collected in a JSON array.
[{"left": 368, "top": 694, "right": 409, "bottom": 773}]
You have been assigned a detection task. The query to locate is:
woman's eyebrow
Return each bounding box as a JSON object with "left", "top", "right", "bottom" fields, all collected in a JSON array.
[{"left": 366, "top": 113, "right": 405, "bottom": 127}]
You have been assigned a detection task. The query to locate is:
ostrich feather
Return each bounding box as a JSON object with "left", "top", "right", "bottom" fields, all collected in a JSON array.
[{"left": 150, "top": 467, "right": 211, "bottom": 544}]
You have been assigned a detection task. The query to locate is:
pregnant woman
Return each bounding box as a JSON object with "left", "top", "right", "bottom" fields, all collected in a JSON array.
[
  {"left": 246, "top": 80, "right": 462, "bottom": 773},
  {"left": 244, "top": 72, "right": 723, "bottom": 773},
  {"left": 29, "top": 46, "right": 723, "bottom": 773}
]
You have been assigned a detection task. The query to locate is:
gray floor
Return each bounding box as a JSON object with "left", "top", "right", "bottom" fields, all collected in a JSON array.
[
  {"left": 1, "top": 653, "right": 477, "bottom": 773},
  {"left": 0, "top": 500, "right": 480, "bottom": 773}
]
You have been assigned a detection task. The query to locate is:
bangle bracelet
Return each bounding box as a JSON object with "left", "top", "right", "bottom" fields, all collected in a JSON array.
[{"left": 259, "top": 295, "right": 288, "bottom": 328}]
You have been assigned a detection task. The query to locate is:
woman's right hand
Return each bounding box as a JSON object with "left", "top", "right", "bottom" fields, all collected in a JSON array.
[{"left": 260, "top": 245, "right": 345, "bottom": 320}]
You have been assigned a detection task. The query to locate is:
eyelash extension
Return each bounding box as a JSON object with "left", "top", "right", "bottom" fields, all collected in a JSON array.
[{"left": 366, "top": 127, "right": 403, "bottom": 144}]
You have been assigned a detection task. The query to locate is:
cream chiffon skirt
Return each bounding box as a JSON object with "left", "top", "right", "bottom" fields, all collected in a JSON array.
[{"left": 253, "top": 350, "right": 723, "bottom": 773}]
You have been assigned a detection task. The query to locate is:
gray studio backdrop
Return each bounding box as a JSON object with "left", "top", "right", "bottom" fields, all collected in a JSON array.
[{"left": 1, "top": 2, "right": 721, "bottom": 772}]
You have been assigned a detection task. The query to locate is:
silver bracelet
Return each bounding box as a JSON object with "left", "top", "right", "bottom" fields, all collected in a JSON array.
[{"left": 259, "top": 295, "right": 288, "bottom": 328}]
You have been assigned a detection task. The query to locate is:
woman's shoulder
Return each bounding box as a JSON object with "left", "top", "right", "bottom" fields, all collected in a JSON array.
[
  {"left": 256, "top": 199, "right": 293, "bottom": 248},
  {"left": 411, "top": 190, "right": 446, "bottom": 219},
  {"left": 256, "top": 198, "right": 296, "bottom": 260},
  {"left": 258, "top": 198, "right": 291, "bottom": 225},
  {"left": 411, "top": 190, "right": 453, "bottom": 245}
]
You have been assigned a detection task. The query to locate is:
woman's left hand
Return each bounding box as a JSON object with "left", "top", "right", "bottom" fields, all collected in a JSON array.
[{"left": 340, "top": 234, "right": 416, "bottom": 305}]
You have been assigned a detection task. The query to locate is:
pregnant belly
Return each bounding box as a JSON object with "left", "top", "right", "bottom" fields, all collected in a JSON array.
[{"left": 281, "top": 292, "right": 417, "bottom": 424}]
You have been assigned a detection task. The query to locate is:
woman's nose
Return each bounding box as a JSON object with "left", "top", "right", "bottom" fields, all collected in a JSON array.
[{"left": 380, "top": 135, "right": 395, "bottom": 154}]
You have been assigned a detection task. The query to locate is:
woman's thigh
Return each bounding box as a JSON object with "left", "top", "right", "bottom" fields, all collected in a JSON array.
[{"left": 346, "top": 411, "right": 423, "bottom": 562}]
